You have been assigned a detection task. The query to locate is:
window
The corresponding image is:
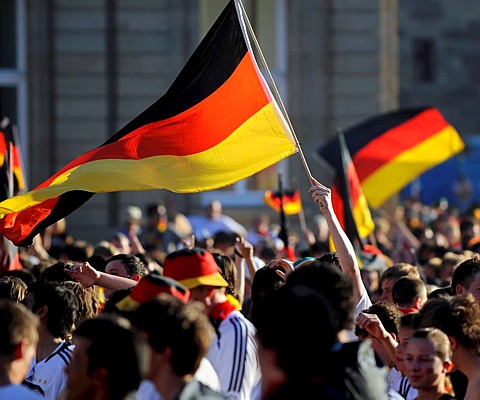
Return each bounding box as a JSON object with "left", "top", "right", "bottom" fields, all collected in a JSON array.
[
  {"left": 199, "top": 0, "right": 288, "bottom": 206},
  {"left": 413, "top": 38, "right": 435, "bottom": 82},
  {"left": 0, "top": 0, "right": 28, "bottom": 172}
]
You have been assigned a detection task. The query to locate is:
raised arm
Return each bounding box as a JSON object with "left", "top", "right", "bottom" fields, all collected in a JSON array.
[
  {"left": 64, "top": 262, "right": 138, "bottom": 291},
  {"left": 308, "top": 178, "right": 364, "bottom": 303}
]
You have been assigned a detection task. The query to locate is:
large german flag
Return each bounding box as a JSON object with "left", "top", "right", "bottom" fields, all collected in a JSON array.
[
  {"left": 0, "top": 0, "right": 297, "bottom": 246},
  {"left": 318, "top": 108, "right": 464, "bottom": 209},
  {"left": 331, "top": 132, "right": 374, "bottom": 248}
]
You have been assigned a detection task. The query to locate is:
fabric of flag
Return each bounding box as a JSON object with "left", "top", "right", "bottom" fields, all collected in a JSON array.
[
  {"left": 264, "top": 189, "right": 302, "bottom": 215},
  {"left": 317, "top": 108, "right": 465, "bottom": 209},
  {"left": 331, "top": 132, "right": 375, "bottom": 248},
  {"left": 0, "top": 0, "right": 297, "bottom": 247},
  {"left": 0, "top": 118, "right": 24, "bottom": 271},
  {"left": 0, "top": 119, "right": 26, "bottom": 199}
]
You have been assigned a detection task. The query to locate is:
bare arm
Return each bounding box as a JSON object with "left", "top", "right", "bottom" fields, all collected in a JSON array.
[
  {"left": 308, "top": 178, "right": 364, "bottom": 304},
  {"left": 64, "top": 262, "right": 138, "bottom": 291}
]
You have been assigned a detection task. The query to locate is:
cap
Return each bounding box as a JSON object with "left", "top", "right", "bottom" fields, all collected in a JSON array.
[
  {"left": 293, "top": 257, "right": 315, "bottom": 269},
  {"left": 115, "top": 273, "right": 190, "bottom": 311},
  {"left": 163, "top": 248, "right": 228, "bottom": 290}
]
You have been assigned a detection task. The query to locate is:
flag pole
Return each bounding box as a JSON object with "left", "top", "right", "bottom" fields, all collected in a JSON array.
[{"left": 236, "top": 0, "right": 314, "bottom": 184}]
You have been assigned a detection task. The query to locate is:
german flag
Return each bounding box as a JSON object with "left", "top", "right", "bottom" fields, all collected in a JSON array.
[
  {"left": 331, "top": 132, "right": 374, "bottom": 248},
  {"left": 318, "top": 108, "right": 464, "bottom": 209},
  {"left": 0, "top": 0, "right": 297, "bottom": 247},
  {"left": 0, "top": 118, "right": 26, "bottom": 199},
  {"left": 264, "top": 190, "right": 302, "bottom": 215}
]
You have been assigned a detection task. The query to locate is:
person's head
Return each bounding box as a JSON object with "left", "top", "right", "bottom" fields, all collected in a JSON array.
[
  {"left": 249, "top": 265, "right": 286, "bottom": 326},
  {"left": 66, "top": 315, "right": 146, "bottom": 400},
  {"left": 395, "top": 312, "right": 420, "bottom": 375},
  {"left": 380, "top": 263, "right": 420, "bottom": 303},
  {"left": 0, "top": 300, "right": 39, "bottom": 384},
  {"left": 212, "top": 231, "right": 238, "bottom": 258},
  {"left": 405, "top": 328, "right": 453, "bottom": 392},
  {"left": 451, "top": 254, "right": 480, "bottom": 304},
  {"left": 460, "top": 216, "right": 480, "bottom": 249},
  {"left": 39, "top": 261, "right": 77, "bottom": 283},
  {"left": 28, "top": 281, "right": 79, "bottom": 339},
  {"left": 419, "top": 295, "right": 480, "bottom": 366},
  {"left": 0, "top": 275, "right": 28, "bottom": 302},
  {"left": 133, "top": 295, "right": 213, "bottom": 392},
  {"left": 355, "top": 301, "right": 401, "bottom": 365},
  {"left": 439, "top": 251, "right": 465, "bottom": 284},
  {"left": 285, "top": 259, "right": 354, "bottom": 333},
  {"left": 105, "top": 254, "right": 148, "bottom": 281},
  {"left": 62, "top": 281, "right": 101, "bottom": 324},
  {"left": 392, "top": 276, "right": 427, "bottom": 312},
  {"left": 254, "top": 284, "right": 336, "bottom": 388},
  {"left": 206, "top": 199, "right": 222, "bottom": 219},
  {"left": 162, "top": 247, "right": 228, "bottom": 311},
  {"left": 212, "top": 252, "right": 238, "bottom": 301}
]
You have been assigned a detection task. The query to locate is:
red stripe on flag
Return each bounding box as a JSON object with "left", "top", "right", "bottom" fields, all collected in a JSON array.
[{"left": 352, "top": 108, "right": 449, "bottom": 182}]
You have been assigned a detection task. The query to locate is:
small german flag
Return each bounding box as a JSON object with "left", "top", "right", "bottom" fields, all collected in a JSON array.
[
  {"left": 318, "top": 108, "right": 464, "bottom": 209},
  {"left": 0, "top": 0, "right": 297, "bottom": 246},
  {"left": 264, "top": 190, "right": 302, "bottom": 215}
]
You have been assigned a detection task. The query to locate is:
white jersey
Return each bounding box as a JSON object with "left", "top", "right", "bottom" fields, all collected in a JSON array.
[
  {"left": 24, "top": 340, "right": 74, "bottom": 400},
  {"left": 388, "top": 367, "right": 417, "bottom": 400},
  {"left": 206, "top": 310, "right": 261, "bottom": 400}
]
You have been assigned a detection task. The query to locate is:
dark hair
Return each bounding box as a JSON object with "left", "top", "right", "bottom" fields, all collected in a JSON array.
[
  {"left": 451, "top": 255, "right": 480, "bottom": 293},
  {"left": 106, "top": 254, "right": 148, "bottom": 278},
  {"left": 74, "top": 316, "right": 146, "bottom": 400},
  {"left": 355, "top": 301, "right": 400, "bottom": 338},
  {"left": 255, "top": 284, "right": 336, "bottom": 378},
  {"left": 30, "top": 281, "right": 79, "bottom": 338},
  {"left": 39, "top": 261, "right": 77, "bottom": 283},
  {"left": 317, "top": 251, "right": 339, "bottom": 267},
  {"left": 133, "top": 295, "right": 213, "bottom": 376},
  {"left": 249, "top": 265, "right": 285, "bottom": 326},
  {"left": 286, "top": 260, "right": 354, "bottom": 331},
  {"left": 212, "top": 252, "right": 238, "bottom": 299},
  {"left": 418, "top": 294, "right": 480, "bottom": 356},
  {"left": 428, "top": 286, "right": 453, "bottom": 300},
  {"left": 392, "top": 276, "right": 426, "bottom": 307}
]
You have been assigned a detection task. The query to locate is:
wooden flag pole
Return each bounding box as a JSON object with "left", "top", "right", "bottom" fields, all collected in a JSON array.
[{"left": 236, "top": 0, "right": 315, "bottom": 185}]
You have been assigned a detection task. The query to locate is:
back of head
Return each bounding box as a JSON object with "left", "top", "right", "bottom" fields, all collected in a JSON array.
[
  {"left": 250, "top": 265, "right": 286, "bottom": 326},
  {"left": 418, "top": 294, "right": 480, "bottom": 356},
  {"left": 39, "top": 261, "right": 76, "bottom": 283},
  {"left": 451, "top": 254, "right": 480, "bottom": 294},
  {"left": 30, "top": 281, "right": 79, "bottom": 339},
  {"left": 286, "top": 260, "right": 354, "bottom": 332},
  {"left": 356, "top": 301, "right": 401, "bottom": 337},
  {"left": 380, "top": 263, "right": 419, "bottom": 284},
  {"left": 133, "top": 294, "right": 213, "bottom": 376},
  {"left": 0, "top": 300, "right": 39, "bottom": 357},
  {"left": 73, "top": 315, "right": 146, "bottom": 399},
  {"left": 392, "top": 276, "right": 427, "bottom": 308},
  {"left": 255, "top": 284, "right": 337, "bottom": 379},
  {"left": 0, "top": 276, "right": 28, "bottom": 303}
]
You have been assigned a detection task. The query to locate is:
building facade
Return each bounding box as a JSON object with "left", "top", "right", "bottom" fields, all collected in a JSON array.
[{"left": 2, "top": 0, "right": 474, "bottom": 244}]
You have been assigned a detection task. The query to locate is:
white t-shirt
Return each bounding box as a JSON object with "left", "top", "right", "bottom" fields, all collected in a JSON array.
[
  {"left": 0, "top": 384, "right": 43, "bottom": 400},
  {"left": 206, "top": 310, "right": 261, "bottom": 400},
  {"left": 388, "top": 367, "right": 418, "bottom": 400},
  {"left": 24, "top": 340, "right": 74, "bottom": 400},
  {"left": 345, "top": 284, "right": 373, "bottom": 342}
]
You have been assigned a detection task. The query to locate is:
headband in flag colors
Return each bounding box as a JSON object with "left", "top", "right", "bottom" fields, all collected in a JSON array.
[
  {"left": 318, "top": 108, "right": 464, "bottom": 209},
  {"left": 331, "top": 132, "right": 374, "bottom": 249},
  {"left": 0, "top": 0, "right": 297, "bottom": 247},
  {"left": 264, "top": 190, "right": 302, "bottom": 215}
]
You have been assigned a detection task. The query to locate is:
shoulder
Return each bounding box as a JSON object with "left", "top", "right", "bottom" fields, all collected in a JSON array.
[
  {"left": 180, "top": 380, "right": 228, "bottom": 399},
  {"left": 0, "top": 384, "right": 43, "bottom": 400}
]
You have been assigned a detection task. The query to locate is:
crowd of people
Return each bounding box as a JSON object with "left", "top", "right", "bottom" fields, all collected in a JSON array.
[{"left": 1, "top": 178, "right": 480, "bottom": 399}]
